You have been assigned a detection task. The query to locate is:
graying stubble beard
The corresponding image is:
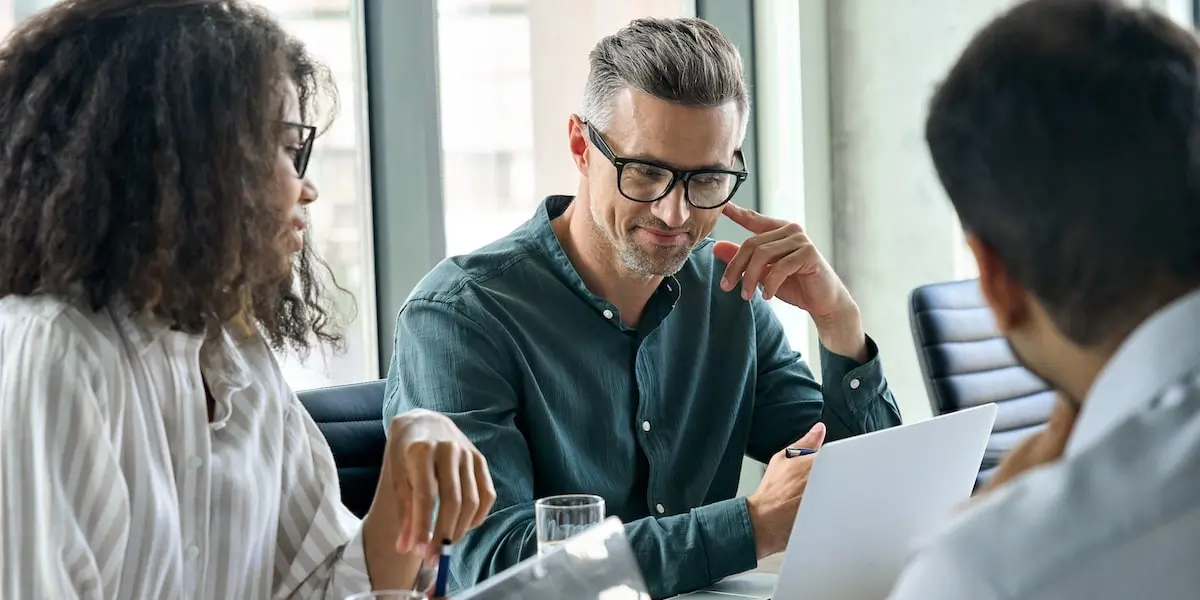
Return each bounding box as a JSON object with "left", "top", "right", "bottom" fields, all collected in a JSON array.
[
  {"left": 617, "top": 236, "right": 693, "bottom": 277},
  {"left": 587, "top": 204, "right": 694, "bottom": 277}
]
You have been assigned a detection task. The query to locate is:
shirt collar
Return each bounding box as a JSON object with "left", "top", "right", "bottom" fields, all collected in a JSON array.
[
  {"left": 109, "top": 300, "right": 172, "bottom": 355},
  {"left": 1066, "top": 289, "right": 1200, "bottom": 457},
  {"left": 528, "top": 195, "right": 601, "bottom": 309},
  {"left": 110, "top": 302, "right": 253, "bottom": 396},
  {"left": 527, "top": 195, "right": 680, "bottom": 330},
  {"left": 200, "top": 327, "right": 254, "bottom": 395}
]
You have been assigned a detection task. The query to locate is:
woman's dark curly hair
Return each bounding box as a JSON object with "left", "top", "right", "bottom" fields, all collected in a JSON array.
[{"left": 0, "top": 0, "right": 345, "bottom": 351}]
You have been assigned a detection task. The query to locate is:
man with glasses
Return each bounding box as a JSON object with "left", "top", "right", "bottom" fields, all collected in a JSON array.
[{"left": 385, "top": 17, "right": 901, "bottom": 598}]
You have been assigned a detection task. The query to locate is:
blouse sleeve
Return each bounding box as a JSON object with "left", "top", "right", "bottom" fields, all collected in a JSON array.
[
  {"left": 0, "top": 311, "right": 128, "bottom": 600},
  {"left": 271, "top": 386, "right": 373, "bottom": 599}
]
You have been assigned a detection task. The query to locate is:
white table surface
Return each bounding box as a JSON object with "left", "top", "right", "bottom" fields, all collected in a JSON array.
[{"left": 752, "top": 553, "right": 784, "bottom": 574}]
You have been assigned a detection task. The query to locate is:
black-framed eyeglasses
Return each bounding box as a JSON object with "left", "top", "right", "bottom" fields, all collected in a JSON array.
[
  {"left": 283, "top": 121, "right": 316, "bottom": 179},
  {"left": 585, "top": 121, "right": 748, "bottom": 209}
]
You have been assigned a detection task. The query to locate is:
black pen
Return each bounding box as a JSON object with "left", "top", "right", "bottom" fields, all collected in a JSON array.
[{"left": 785, "top": 447, "right": 817, "bottom": 458}]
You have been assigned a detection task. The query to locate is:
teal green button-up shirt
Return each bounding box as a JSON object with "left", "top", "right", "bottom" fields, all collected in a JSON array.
[{"left": 384, "top": 196, "right": 901, "bottom": 599}]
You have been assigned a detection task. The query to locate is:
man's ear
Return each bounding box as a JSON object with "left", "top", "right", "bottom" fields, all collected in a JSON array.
[
  {"left": 568, "top": 114, "right": 589, "bottom": 176},
  {"left": 966, "top": 233, "right": 1031, "bottom": 333}
]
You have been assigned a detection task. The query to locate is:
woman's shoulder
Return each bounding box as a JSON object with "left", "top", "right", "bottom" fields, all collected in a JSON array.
[
  {"left": 0, "top": 294, "right": 118, "bottom": 368},
  {"left": 0, "top": 293, "right": 73, "bottom": 321}
]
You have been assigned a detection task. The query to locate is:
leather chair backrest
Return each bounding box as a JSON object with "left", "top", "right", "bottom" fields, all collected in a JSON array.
[
  {"left": 297, "top": 380, "right": 387, "bottom": 518},
  {"left": 909, "top": 279, "right": 1055, "bottom": 486}
]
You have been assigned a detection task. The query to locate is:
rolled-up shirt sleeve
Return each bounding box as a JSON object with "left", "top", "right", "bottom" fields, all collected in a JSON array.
[
  {"left": 273, "top": 393, "right": 373, "bottom": 599},
  {"left": 745, "top": 293, "right": 902, "bottom": 462}
]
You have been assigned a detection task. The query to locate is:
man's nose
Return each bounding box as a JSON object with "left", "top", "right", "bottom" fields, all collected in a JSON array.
[{"left": 651, "top": 184, "right": 691, "bottom": 228}]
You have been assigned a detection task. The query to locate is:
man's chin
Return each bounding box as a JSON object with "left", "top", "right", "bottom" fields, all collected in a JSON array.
[{"left": 626, "top": 248, "right": 692, "bottom": 277}]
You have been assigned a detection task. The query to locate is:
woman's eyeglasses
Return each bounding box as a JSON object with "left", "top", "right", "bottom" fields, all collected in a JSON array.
[{"left": 282, "top": 121, "right": 316, "bottom": 178}]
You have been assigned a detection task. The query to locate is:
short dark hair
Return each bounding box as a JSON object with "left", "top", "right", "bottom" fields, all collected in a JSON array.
[
  {"left": 0, "top": 0, "right": 344, "bottom": 351},
  {"left": 926, "top": 0, "right": 1200, "bottom": 346}
]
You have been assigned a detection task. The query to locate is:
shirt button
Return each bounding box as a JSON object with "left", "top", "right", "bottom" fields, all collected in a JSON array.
[
  {"left": 602, "top": 309, "right": 614, "bottom": 320},
  {"left": 187, "top": 456, "right": 203, "bottom": 469},
  {"left": 185, "top": 545, "right": 200, "bottom": 560},
  {"left": 655, "top": 504, "right": 666, "bottom": 514},
  {"left": 849, "top": 378, "right": 861, "bottom": 390},
  {"left": 642, "top": 421, "right": 651, "bottom": 432}
]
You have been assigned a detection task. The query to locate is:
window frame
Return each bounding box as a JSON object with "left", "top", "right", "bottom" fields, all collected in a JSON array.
[{"left": 362, "top": 0, "right": 760, "bottom": 372}]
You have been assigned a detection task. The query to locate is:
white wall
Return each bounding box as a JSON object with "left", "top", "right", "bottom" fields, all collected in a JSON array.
[
  {"left": 0, "top": 0, "right": 12, "bottom": 32},
  {"left": 1143, "top": 0, "right": 1195, "bottom": 24},
  {"left": 820, "top": 0, "right": 1017, "bottom": 422},
  {"left": 743, "top": 0, "right": 1008, "bottom": 493},
  {"left": 807, "top": 0, "right": 1194, "bottom": 422},
  {"left": 756, "top": 0, "right": 1012, "bottom": 427}
]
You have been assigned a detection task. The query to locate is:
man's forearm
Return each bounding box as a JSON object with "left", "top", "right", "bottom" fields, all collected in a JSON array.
[
  {"left": 459, "top": 499, "right": 758, "bottom": 599},
  {"left": 625, "top": 499, "right": 759, "bottom": 598}
]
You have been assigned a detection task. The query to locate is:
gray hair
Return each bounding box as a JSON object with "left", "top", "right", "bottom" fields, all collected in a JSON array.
[{"left": 581, "top": 17, "right": 750, "bottom": 136}]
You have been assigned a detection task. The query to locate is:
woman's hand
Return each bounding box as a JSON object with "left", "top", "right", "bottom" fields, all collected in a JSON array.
[
  {"left": 362, "top": 409, "right": 495, "bottom": 590},
  {"left": 386, "top": 409, "right": 496, "bottom": 554}
]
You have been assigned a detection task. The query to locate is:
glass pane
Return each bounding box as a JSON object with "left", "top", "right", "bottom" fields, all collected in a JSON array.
[
  {"left": 253, "top": 0, "right": 379, "bottom": 390},
  {"left": 437, "top": 0, "right": 696, "bottom": 256},
  {"left": 1, "top": 0, "right": 378, "bottom": 390}
]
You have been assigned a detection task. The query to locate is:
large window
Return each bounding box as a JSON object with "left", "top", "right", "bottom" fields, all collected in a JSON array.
[
  {"left": 436, "top": 0, "right": 696, "bottom": 256},
  {"left": 255, "top": 0, "right": 379, "bottom": 390}
]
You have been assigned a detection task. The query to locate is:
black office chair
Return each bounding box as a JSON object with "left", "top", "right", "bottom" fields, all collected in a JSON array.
[
  {"left": 909, "top": 279, "right": 1055, "bottom": 488},
  {"left": 297, "top": 380, "right": 387, "bottom": 518}
]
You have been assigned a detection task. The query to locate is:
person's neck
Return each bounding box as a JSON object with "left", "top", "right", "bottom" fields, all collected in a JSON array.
[
  {"left": 1056, "top": 285, "right": 1200, "bottom": 405},
  {"left": 552, "top": 198, "right": 661, "bottom": 327},
  {"left": 1051, "top": 349, "right": 1113, "bottom": 408}
]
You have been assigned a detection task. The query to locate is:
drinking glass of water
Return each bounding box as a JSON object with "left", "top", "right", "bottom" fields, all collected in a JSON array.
[
  {"left": 535, "top": 494, "right": 605, "bottom": 556},
  {"left": 344, "top": 591, "right": 427, "bottom": 600}
]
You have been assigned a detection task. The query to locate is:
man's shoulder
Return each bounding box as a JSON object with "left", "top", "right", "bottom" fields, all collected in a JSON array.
[
  {"left": 407, "top": 228, "right": 551, "bottom": 307},
  {"left": 905, "top": 389, "right": 1200, "bottom": 597},
  {"left": 903, "top": 467, "right": 1079, "bottom": 595}
]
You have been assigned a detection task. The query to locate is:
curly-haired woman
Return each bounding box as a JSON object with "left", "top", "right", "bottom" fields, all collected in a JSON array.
[{"left": 0, "top": 1, "right": 493, "bottom": 598}]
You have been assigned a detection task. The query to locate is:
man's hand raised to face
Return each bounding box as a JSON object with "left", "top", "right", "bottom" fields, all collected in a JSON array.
[
  {"left": 713, "top": 203, "right": 868, "bottom": 362},
  {"left": 746, "top": 422, "right": 827, "bottom": 559}
]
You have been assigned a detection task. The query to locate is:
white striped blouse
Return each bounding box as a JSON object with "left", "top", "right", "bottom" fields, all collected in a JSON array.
[{"left": 0, "top": 294, "right": 373, "bottom": 599}]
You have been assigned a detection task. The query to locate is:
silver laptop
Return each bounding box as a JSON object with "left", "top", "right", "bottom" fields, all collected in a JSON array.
[{"left": 677, "top": 403, "right": 998, "bottom": 600}]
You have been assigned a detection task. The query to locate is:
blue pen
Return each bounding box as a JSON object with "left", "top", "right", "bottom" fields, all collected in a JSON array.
[
  {"left": 785, "top": 447, "right": 817, "bottom": 458},
  {"left": 433, "top": 539, "right": 452, "bottom": 597}
]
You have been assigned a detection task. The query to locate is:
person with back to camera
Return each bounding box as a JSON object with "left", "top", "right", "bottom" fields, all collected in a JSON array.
[{"left": 890, "top": 0, "right": 1200, "bottom": 597}]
